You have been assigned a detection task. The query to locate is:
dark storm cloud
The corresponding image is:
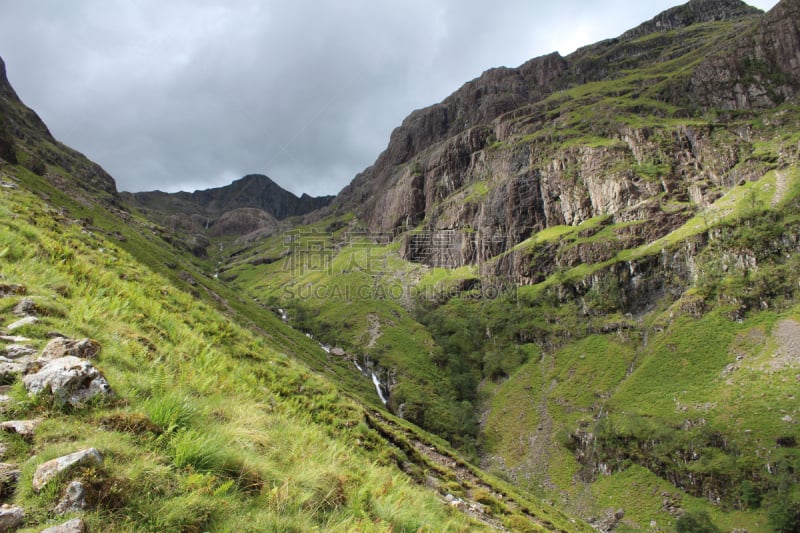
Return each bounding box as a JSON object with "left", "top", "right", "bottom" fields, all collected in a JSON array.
[{"left": 0, "top": 0, "right": 778, "bottom": 195}]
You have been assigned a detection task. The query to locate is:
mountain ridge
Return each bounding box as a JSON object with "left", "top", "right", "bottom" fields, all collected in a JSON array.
[
  {"left": 121, "top": 173, "right": 333, "bottom": 220},
  {"left": 329, "top": 0, "right": 793, "bottom": 238},
  {"left": 2, "top": 0, "right": 800, "bottom": 530}
]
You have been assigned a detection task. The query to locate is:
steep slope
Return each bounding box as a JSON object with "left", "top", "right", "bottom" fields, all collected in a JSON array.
[
  {"left": 218, "top": 0, "right": 800, "bottom": 530},
  {"left": 331, "top": 0, "right": 796, "bottom": 254},
  {"left": 0, "top": 55, "right": 581, "bottom": 531},
  {"left": 0, "top": 57, "right": 116, "bottom": 201}
]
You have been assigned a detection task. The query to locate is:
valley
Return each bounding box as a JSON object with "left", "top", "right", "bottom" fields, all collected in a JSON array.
[{"left": 1, "top": 0, "right": 800, "bottom": 531}]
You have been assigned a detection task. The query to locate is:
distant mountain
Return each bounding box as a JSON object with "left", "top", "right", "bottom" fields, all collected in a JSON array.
[
  {"left": 120, "top": 174, "right": 334, "bottom": 255},
  {"left": 121, "top": 174, "right": 333, "bottom": 220}
]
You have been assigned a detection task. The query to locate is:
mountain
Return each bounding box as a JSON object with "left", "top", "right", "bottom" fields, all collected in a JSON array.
[
  {"left": 122, "top": 173, "right": 333, "bottom": 221},
  {"left": 0, "top": 57, "right": 117, "bottom": 201},
  {"left": 332, "top": 0, "right": 796, "bottom": 255},
  {"left": 0, "top": 56, "right": 574, "bottom": 533},
  {"left": 210, "top": 0, "right": 800, "bottom": 530},
  {"left": 5, "top": 0, "right": 800, "bottom": 530},
  {"left": 121, "top": 175, "right": 334, "bottom": 256}
]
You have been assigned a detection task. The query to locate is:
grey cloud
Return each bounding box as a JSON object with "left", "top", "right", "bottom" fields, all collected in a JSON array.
[{"left": 0, "top": 0, "right": 779, "bottom": 196}]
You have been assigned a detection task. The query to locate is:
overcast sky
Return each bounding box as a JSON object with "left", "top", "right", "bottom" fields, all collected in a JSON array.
[{"left": 0, "top": 0, "right": 779, "bottom": 196}]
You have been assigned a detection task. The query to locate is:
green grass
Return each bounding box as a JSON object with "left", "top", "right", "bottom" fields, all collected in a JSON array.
[{"left": 0, "top": 173, "right": 516, "bottom": 532}]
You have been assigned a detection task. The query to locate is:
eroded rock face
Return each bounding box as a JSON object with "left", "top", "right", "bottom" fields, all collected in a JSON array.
[
  {"left": 22, "top": 356, "right": 112, "bottom": 407},
  {"left": 32, "top": 448, "right": 103, "bottom": 492}
]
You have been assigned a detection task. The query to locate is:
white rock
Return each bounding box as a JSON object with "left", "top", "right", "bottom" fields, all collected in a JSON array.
[
  {"left": 0, "top": 419, "right": 42, "bottom": 440},
  {"left": 40, "top": 517, "right": 85, "bottom": 533},
  {"left": 4, "top": 344, "right": 36, "bottom": 359},
  {"left": 7, "top": 316, "right": 38, "bottom": 331},
  {"left": 55, "top": 480, "right": 88, "bottom": 515},
  {"left": 40, "top": 338, "right": 101, "bottom": 361},
  {"left": 33, "top": 448, "right": 103, "bottom": 492},
  {"left": 23, "top": 356, "right": 112, "bottom": 407},
  {"left": 0, "top": 336, "right": 32, "bottom": 343}
]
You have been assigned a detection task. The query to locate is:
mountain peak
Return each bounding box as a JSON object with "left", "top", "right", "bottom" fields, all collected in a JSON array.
[
  {"left": 126, "top": 173, "right": 333, "bottom": 221},
  {"left": 233, "top": 173, "right": 279, "bottom": 188},
  {"left": 622, "top": 0, "right": 762, "bottom": 39}
]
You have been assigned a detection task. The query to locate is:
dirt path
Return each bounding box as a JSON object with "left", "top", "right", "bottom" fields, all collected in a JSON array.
[{"left": 772, "top": 170, "right": 789, "bottom": 207}]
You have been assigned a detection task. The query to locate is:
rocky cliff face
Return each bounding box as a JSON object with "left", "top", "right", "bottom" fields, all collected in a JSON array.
[{"left": 332, "top": 0, "right": 799, "bottom": 272}]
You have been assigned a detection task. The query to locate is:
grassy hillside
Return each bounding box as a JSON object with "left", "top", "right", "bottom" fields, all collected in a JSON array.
[{"left": 0, "top": 165, "right": 582, "bottom": 531}]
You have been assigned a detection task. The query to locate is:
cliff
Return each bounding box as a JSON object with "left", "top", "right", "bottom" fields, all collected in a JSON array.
[{"left": 331, "top": 0, "right": 799, "bottom": 272}]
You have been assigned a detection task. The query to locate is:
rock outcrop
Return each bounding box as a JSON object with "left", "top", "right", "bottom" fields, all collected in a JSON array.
[
  {"left": 0, "top": 419, "right": 42, "bottom": 441},
  {"left": 40, "top": 338, "right": 101, "bottom": 361},
  {"left": 54, "top": 480, "right": 89, "bottom": 515},
  {"left": 0, "top": 505, "right": 23, "bottom": 531}
]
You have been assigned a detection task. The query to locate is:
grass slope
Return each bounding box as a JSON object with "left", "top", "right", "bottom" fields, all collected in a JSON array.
[{"left": 0, "top": 165, "right": 582, "bottom": 531}]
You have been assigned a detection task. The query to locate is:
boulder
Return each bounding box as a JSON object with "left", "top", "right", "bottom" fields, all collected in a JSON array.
[
  {"left": 7, "top": 316, "right": 38, "bottom": 331},
  {"left": 0, "top": 419, "right": 42, "bottom": 440},
  {"left": 40, "top": 338, "right": 100, "bottom": 361},
  {"left": 12, "top": 298, "right": 39, "bottom": 317},
  {"left": 0, "top": 504, "right": 23, "bottom": 531},
  {"left": 4, "top": 345, "right": 36, "bottom": 359},
  {"left": 33, "top": 449, "right": 103, "bottom": 492},
  {"left": 40, "top": 517, "right": 85, "bottom": 533},
  {"left": 330, "top": 347, "right": 346, "bottom": 357},
  {"left": 54, "top": 480, "right": 88, "bottom": 515},
  {"left": 23, "top": 356, "right": 112, "bottom": 407}
]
